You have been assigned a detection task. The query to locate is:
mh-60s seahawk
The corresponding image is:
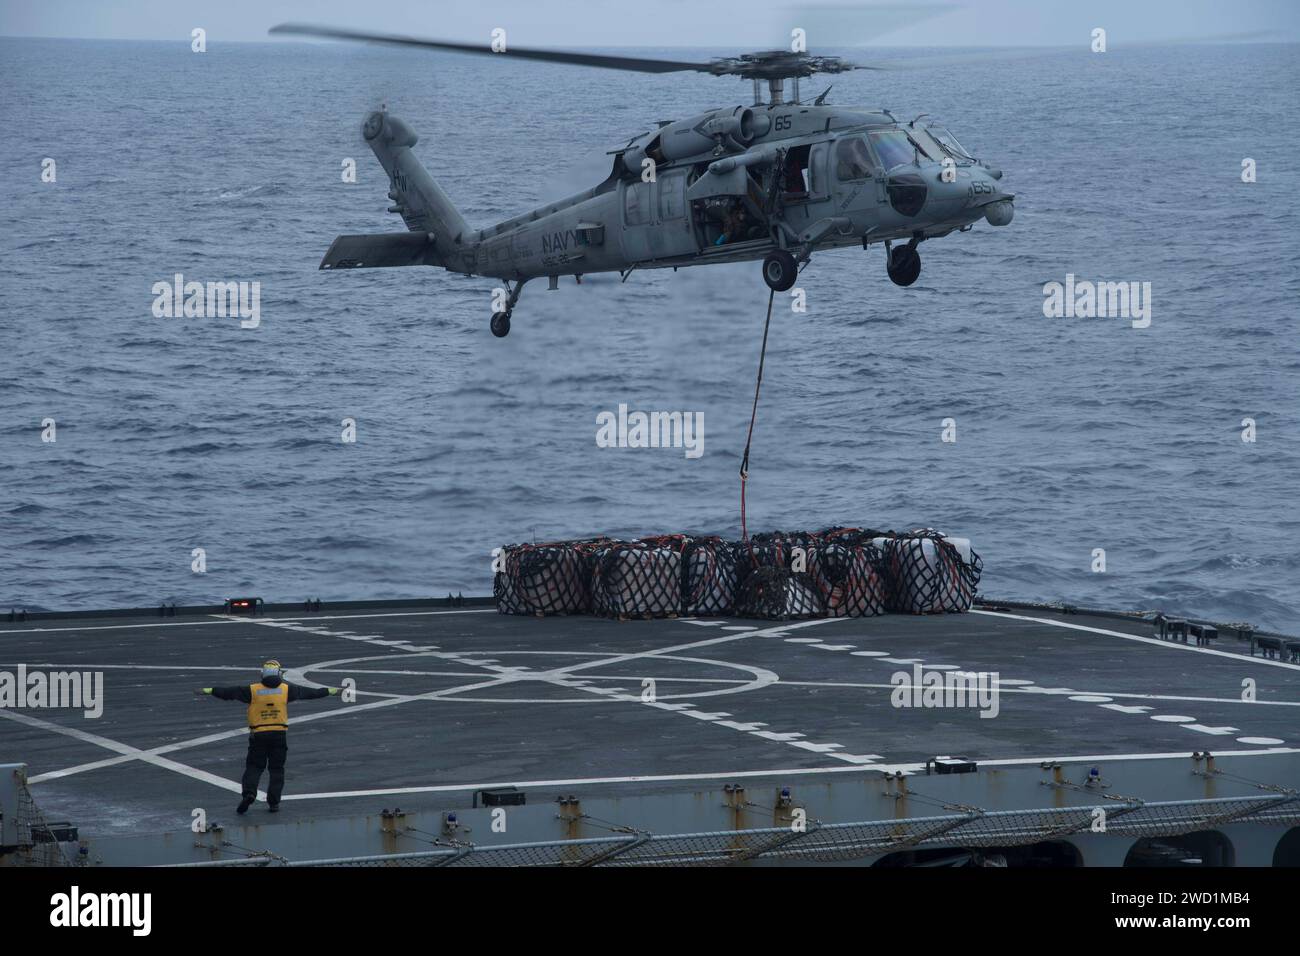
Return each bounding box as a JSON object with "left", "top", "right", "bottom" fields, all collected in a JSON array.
[{"left": 272, "top": 24, "right": 1015, "bottom": 337}]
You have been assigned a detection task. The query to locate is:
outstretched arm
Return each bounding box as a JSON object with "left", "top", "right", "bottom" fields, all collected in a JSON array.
[
  {"left": 287, "top": 683, "right": 335, "bottom": 702},
  {"left": 198, "top": 686, "right": 253, "bottom": 702}
]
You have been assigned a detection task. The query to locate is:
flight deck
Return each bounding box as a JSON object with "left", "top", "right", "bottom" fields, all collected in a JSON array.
[{"left": 3, "top": 600, "right": 1298, "bottom": 866}]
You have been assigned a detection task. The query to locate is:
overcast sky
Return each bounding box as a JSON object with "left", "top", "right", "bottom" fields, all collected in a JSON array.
[{"left": 2, "top": 0, "right": 1297, "bottom": 47}]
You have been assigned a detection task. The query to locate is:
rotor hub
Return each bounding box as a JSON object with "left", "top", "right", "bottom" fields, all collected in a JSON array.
[{"left": 707, "top": 51, "right": 857, "bottom": 81}]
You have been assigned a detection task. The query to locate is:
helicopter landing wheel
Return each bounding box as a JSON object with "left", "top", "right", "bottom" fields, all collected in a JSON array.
[
  {"left": 761, "top": 250, "right": 798, "bottom": 292},
  {"left": 887, "top": 246, "right": 921, "bottom": 287},
  {"left": 490, "top": 310, "right": 512, "bottom": 338}
]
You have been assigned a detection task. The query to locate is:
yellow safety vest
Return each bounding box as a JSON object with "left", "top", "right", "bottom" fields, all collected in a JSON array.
[{"left": 247, "top": 682, "right": 289, "bottom": 732}]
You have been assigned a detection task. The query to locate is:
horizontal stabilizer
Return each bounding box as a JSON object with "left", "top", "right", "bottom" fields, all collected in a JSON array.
[{"left": 319, "top": 232, "right": 438, "bottom": 270}]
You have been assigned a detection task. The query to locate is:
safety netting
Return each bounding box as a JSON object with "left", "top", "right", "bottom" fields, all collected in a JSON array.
[
  {"left": 493, "top": 526, "right": 980, "bottom": 620},
  {"left": 182, "top": 792, "right": 1299, "bottom": 867}
]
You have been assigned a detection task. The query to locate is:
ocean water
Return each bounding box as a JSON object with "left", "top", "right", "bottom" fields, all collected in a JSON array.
[{"left": 1, "top": 38, "right": 1298, "bottom": 630}]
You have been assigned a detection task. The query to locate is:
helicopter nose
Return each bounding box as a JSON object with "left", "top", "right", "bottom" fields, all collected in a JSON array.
[
  {"left": 966, "top": 168, "right": 1013, "bottom": 225},
  {"left": 922, "top": 171, "right": 970, "bottom": 213}
]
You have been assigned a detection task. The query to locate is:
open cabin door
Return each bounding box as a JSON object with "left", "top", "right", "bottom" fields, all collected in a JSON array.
[{"left": 686, "top": 163, "right": 771, "bottom": 250}]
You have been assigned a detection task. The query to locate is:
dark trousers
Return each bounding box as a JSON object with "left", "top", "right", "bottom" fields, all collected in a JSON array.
[{"left": 241, "top": 731, "right": 288, "bottom": 803}]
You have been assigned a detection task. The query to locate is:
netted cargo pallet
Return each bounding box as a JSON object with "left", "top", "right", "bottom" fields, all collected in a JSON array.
[
  {"left": 735, "top": 565, "right": 824, "bottom": 619},
  {"left": 494, "top": 540, "right": 602, "bottom": 616},
  {"left": 808, "top": 535, "right": 887, "bottom": 617},
  {"left": 589, "top": 540, "right": 683, "bottom": 619},
  {"left": 682, "top": 536, "right": 738, "bottom": 615},
  {"left": 873, "top": 528, "right": 983, "bottom": 614}
]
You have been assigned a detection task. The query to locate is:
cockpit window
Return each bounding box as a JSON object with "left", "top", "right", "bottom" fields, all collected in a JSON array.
[
  {"left": 868, "top": 130, "right": 922, "bottom": 171},
  {"left": 835, "top": 137, "right": 874, "bottom": 180},
  {"left": 928, "top": 125, "right": 974, "bottom": 160},
  {"left": 909, "top": 127, "right": 946, "bottom": 161}
]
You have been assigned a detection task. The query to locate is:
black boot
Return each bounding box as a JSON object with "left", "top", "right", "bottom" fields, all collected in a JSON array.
[
  {"left": 237, "top": 796, "right": 254, "bottom": 814},
  {"left": 268, "top": 802, "right": 280, "bottom": 813}
]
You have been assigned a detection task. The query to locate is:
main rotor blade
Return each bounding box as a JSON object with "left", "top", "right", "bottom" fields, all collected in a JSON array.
[
  {"left": 269, "top": 23, "right": 716, "bottom": 74},
  {"left": 870, "top": 29, "right": 1276, "bottom": 71}
]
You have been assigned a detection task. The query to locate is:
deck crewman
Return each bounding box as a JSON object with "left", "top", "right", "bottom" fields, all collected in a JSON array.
[{"left": 198, "top": 660, "right": 339, "bottom": 814}]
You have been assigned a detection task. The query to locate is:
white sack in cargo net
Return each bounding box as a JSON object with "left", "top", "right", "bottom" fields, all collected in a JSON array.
[
  {"left": 872, "top": 529, "right": 982, "bottom": 613},
  {"left": 808, "top": 536, "right": 887, "bottom": 617},
  {"left": 682, "top": 536, "right": 739, "bottom": 615},
  {"left": 494, "top": 541, "right": 593, "bottom": 616},
  {"left": 734, "top": 564, "right": 824, "bottom": 620},
  {"left": 590, "top": 541, "right": 683, "bottom": 619}
]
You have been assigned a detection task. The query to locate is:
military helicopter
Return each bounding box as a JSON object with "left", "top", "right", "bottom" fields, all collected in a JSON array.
[{"left": 271, "top": 24, "right": 1015, "bottom": 337}]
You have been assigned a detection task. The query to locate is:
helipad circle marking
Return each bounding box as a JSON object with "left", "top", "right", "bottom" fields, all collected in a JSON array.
[
  {"left": 299, "top": 650, "right": 778, "bottom": 704},
  {"left": 1069, "top": 695, "right": 1113, "bottom": 703},
  {"left": 850, "top": 651, "right": 890, "bottom": 657},
  {"left": 1236, "top": 736, "right": 1284, "bottom": 745},
  {"left": 1149, "top": 715, "right": 1196, "bottom": 723},
  {"left": 923, "top": 664, "right": 962, "bottom": 671},
  {"left": 785, "top": 638, "right": 822, "bottom": 643}
]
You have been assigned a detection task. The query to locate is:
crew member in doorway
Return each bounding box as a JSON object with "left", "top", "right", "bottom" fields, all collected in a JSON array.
[
  {"left": 198, "top": 660, "right": 339, "bottom": 814},
  {"left": 716, "top": 201, "right": 757, "bottom": 245}
]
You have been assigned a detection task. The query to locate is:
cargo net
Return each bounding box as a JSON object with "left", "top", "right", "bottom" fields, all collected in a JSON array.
[
  {"left": 590, "top": 538, "right": 683, "bottom": 619},
  {"left": 875, "top": 528, "right": 983, "bottom": 614},
  {"left": 491, "top": 527, "right": 980, "bottom": 619},
  {"left": 808, "top": 530, "right": 887, "bottom": 618},
  {"left": 734, "top": 531, "right": 824, "bottom": 620},
  {"left": 494, "top": 540, "right": 601, "bottom": 616},
  {"left": 682, "top": 536, "right": 738, "bottom": 616}
]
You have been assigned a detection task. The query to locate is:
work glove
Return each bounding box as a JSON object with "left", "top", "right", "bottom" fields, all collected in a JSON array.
[
  {"left": 196, "top": 688, "right": 213, "bottom": 696},
  {"left": 328, "top": 687, "right": 340, "bottom": 696}
]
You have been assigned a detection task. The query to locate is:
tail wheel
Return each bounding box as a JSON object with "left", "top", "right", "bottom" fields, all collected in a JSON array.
[
  {"left": 761, "top": 250, "right": 798, "bottom": 292},
  {"left": 490, "top": 311, "right": 511, "bottom": 338},
  {"left": 887, "top": 246, "right": 921, "bottom": 287}
]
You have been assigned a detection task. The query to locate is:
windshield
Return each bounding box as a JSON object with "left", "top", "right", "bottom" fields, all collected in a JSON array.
[
  {"left": 927, "top": 124, "right": 975, "bottom": 161},
  {"left": 868, "top": 130, "right": 923, "bottom": 172}
]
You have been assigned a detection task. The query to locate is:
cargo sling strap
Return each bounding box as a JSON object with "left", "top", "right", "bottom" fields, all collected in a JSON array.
[{"left": 740, "top": 288, "right": 776, "bottom": 552}]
